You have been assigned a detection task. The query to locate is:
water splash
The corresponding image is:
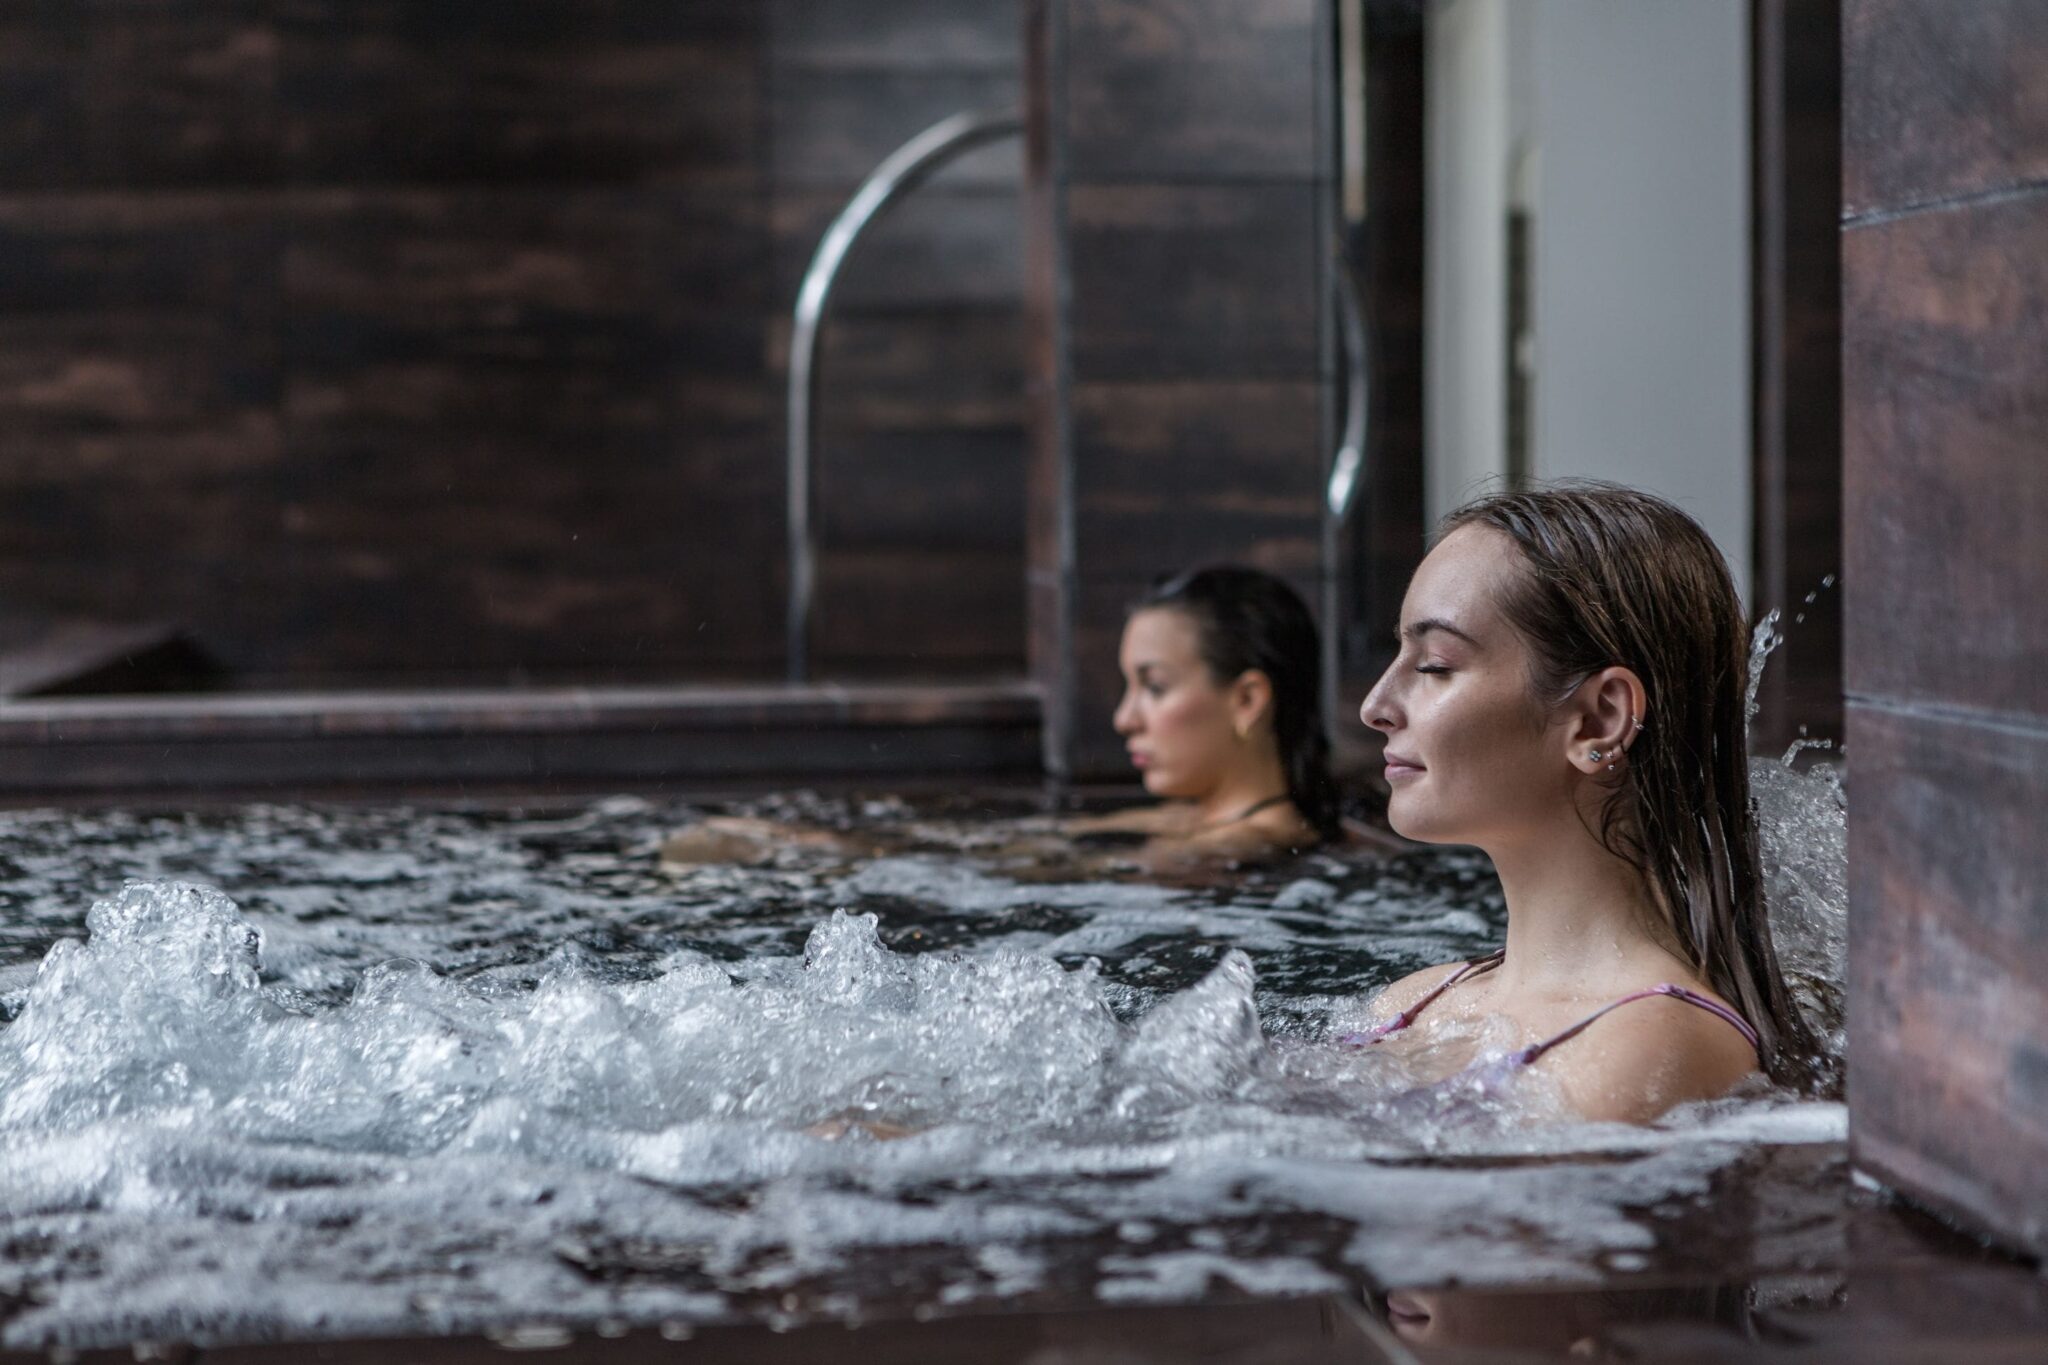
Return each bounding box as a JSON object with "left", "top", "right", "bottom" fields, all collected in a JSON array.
[
  {"left": 1745, "top": 601, "right": 1849, "bottom": 1075},
  {"left": 0, "top": 874, "right": 1840, "bottom": 1347}
]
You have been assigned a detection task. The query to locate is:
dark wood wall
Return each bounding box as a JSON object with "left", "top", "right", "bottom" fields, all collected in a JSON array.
[
  {"left": 771, "top": 1, "right": 1029, "bottom": 676},
  {"left": 1751, "top": 0, "right": 1844, "bottom": 753},
  {"left": 1026, "top": 0, "right": 1335, "bottom": 779},
  {"left": 0, "top": 0, "right": 1025, "bottom": 690},
  {"left": 1842, "top": 0, "right": 2048, "bottom": 1255}
]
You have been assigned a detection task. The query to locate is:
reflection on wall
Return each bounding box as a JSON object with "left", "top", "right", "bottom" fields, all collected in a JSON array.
[{"left": 0, "top": 0, "right": 1024, "bottom": 691}]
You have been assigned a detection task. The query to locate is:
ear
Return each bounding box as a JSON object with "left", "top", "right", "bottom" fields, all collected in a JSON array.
[
  {"left": 1564, "top": 666, "right": 1647, "bottom": 774},
  {"left": 1228, "top": 669, "right": 1276, "bottom": 740}
]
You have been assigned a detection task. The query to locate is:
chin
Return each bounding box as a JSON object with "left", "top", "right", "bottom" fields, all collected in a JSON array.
[{"left": 1385, "top": 796, "right": 1455, "bottom": 845}]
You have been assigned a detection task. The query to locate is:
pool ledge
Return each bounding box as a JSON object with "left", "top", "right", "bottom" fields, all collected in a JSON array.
[{"left": 0, "top": 680, "right": 1044, "bottom": 800}]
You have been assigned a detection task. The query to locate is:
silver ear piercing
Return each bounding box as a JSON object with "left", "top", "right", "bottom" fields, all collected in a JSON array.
[
  {"left": 1631, "top": 717, "right": 1645, "bottom": 732},
  {"left": 1589, "top": 749, "right": 1606, "bottom": 763}
]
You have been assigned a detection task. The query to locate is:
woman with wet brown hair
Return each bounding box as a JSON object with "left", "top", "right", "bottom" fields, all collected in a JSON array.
[
  {"left": 1348, "top": 481, "right": 1818, "bottom": 1123},
  {"left": 1066, "top": 566, "right": 1343, "bottom": 869}
]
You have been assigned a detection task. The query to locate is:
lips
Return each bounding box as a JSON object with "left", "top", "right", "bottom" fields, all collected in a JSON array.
[
  {"left": 1127, "top": 749, "right": 1152, "bottom": 769},
  {"left": 1383, "top": 751, "right": 1425, "bottom": 780}
]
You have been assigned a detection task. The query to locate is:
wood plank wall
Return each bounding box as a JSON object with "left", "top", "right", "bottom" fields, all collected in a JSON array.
[
  {"left": 770, "top": 0, "right": 1029, "bottom": 676},
  {"left": 1026, "top": 0, "right": 1335, "bottom": 779},
  {"left": 0, "top": 0, "right": 1025, "bottom": 690},
  {"left": 1842, "top": 0, "right": 2048, "bottom": 1254},
  {"left": 1751, "top": 0, "right": 1844, "bottom": 753}
]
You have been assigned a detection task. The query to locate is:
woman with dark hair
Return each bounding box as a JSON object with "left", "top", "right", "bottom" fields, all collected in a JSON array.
[
  {"left": 1067, "top": 565, "right": 1345, "bottom": 868},
  {"left": 1349, "top": 482, "right": 1819, "bottom": 1122}
]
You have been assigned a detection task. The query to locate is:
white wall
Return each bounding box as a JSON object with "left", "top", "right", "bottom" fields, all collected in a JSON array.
[
  {"left": 1423, "top": 0, "right": 1511, "bottom": 531},
  {"left": 1424, "top": 0, "right": 1752, "bottom": 604}
]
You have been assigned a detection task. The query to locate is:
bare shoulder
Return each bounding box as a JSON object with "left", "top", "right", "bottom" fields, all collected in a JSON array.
[
  {"left": 1364, "top": 959, "right": 1480, "bottom": 1025},
  {"left": 1539, "top": 992, "right": 1761, "bottom": 1124},
  {"left": 1064, "top": 804, "right": 1184, "bottom": 835},
  {"left": 1170, "top": 803, "right": 1317, "bottom": 861}
]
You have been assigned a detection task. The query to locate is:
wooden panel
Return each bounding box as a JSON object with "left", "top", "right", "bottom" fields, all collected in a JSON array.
[
  {"left": 1066, "top": 184, "right": 1320, "bottom": 381},
  {"left": 768, "top": 68, "right": 1024, "bottom": 190},
  {"left": 1847, "top": 702, "right": 2048, "bottom": 1252},
  {"left": 0, "top": 682, "right": 1043, "bottom": 797},
  {"left": 816, "top": 428, "right": 1026, "bottom": 548},
  {"left": 792, "top": 309, "right": 1030, "bottom": 434},
  {"left": 0, "top": 0, "right": 1033, "bottom": 696},
  {"left": 812, "top": 546, "right": 1027, "bottom": 672},
  {"left": 1751, "top": 0, "right": 1843, "bottom": 751},
  {"left": 771, "top": 186, "right": 1024, "bottom": 312},
  {"left": 1065, "top": 0, "right": 1322, "bottom": 183},
  {"left": 1344, "top": 14, "right": 1427, "bottom": 684},
  {"left": 0, "top": 4, "right": 278, "bottom": 190},
  {"left": 1071, "top": 380, "right": 1322, "bottom": 582},
  {"left": 1843, "top": 0, "right": 2048, "bottom": 216},
  {"left": 1844, "top": 0, "right": 2048, "bottom": 1261},
  {"left": 276, "top": 0, "right": 760, "bottom": 187},
  {"left": 768, "top": 0, "right": 1020, "bottom": 70},
  {"left": 1842, "top": 191, "right": 2048, "bottom": 720}
]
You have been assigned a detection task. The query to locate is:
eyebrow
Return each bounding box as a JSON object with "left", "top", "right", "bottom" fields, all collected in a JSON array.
[{"left": 1402, "top": 617, "right": 1482, "bottom": 648}]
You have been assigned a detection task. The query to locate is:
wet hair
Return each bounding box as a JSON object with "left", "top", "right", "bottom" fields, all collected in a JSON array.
[
  {"left": 1132, "top": 566, "right": 1342, "bottom": 843},
  {"left": 1439, "top": 481, "right": 1820, "bottom": 1086}
]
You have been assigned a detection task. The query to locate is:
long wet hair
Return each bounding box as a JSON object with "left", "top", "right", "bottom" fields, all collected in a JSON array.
[
  {"left": 1133, "top": 566, "right": 1343, "bottom": 843},
  {"left": 1439, "top": 482, "right": 1818, "bottom": 1086}
]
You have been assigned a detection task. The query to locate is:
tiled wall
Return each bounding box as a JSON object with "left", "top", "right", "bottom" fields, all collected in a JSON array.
[
  {"left": 1842, "top": 0, "right": 2048, "bottom": 1254},
  {"left": 0, "top": 1, "right": 1025, "bottom": 689}
]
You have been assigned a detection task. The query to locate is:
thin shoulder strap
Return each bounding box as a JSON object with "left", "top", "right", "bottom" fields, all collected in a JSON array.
[
  {"left": 1357, "top": 948, "right": 1505, "bottom": 1041},
  {"left": 1512, "top": 983, "right": 1762, "bottom": 1068}
]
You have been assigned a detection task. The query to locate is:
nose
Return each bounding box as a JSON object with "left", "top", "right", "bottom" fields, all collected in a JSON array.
[
  {"left": 1359, "top": 667, "right": 1399, "bottom": 733},
  {"left": 1113, "top": 689, "right": 1140, "bottom": 736}
]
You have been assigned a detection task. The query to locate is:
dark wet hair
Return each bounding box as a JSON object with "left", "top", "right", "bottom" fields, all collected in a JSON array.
[
  {"left": 1132, "top": 566, "right": 1342, "bottom": 842},
  {"left": 1439, "top": 481, "right": 1820, "bottom": 1086}
]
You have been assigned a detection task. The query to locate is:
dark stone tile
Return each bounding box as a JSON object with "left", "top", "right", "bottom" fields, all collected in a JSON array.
[
  {"left": 815, "top": 427, "right": 1026, "bottom": 549},
  {"left": 1067, "top": 184, "right": 1321, "bottom": 381},
  {"left": 813, "top": 544, "right": 1027, "bottom": 671},
  {"left": 279, "top": 187, "right": 767, "bottom": 382},
  {"left": 769, "top": 67, "right": 1025, "bottom": 190},
  {"left": 770, "top": 0, "right": 1021, "bottom": 70},
  {"left": 1065, "top": 0, "right": 1322, "bottom": 183},
  {"left": 1071, "top": 380, "right": 1323, "bottom": 582},
  {"left": 791, "top": 308, "right": 1031, "bottom": 433},
  {"left": 1751, "top": 0, "right": 1845, "bottom": 752},
  {"left": 0, "top": 3, "right": 279, "bottom": 190},
  {"left": 276, "top": 0, "right": 759, "bottom": 187},
  {"left": 772, "top": 185, "right": 1025, "bottom": 312},
  {"left": 1847, "top": 702, "right": 2048, "bottom": 1260},
  {"left": 1841, "top": 190, "right": 2048, "bottom": 719},
  {"left": 1843, "top": 0, "right": 2048, "bottom": 217}
]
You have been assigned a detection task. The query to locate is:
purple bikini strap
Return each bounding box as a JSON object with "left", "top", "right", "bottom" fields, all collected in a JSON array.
[
  {"left": 1341, "top": 949, "right": 1506, "bottom": 1044},
  {"left": 1511, "top": 983, "right": 1762, "bottom": 1068}
]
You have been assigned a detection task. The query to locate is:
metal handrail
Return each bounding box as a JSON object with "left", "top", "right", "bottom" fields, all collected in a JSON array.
[
  {"left": 1321, "top": 255, "right": 1372, "bottom": 747},
  {"left": 1326, "top": 258, "right": 1370, "bottom": 521},
  {"left": 785, "top": 108, "right": 1024, "bottom": 682}
]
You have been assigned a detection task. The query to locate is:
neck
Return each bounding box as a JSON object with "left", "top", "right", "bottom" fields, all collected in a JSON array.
[
  {"left": 1194, "top": 746, "right": 1290, "bottom": 827},
  {"left": 1484, "top": 808, "right": 1666, "bottom": 996}
]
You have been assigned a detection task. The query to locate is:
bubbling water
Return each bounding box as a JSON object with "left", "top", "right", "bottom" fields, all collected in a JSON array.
[
  {"left": 0, "top": 770, "right": 1849, "bottom": 1348},
  {"left": 0, "top": 882, "right": 1530, "bottom": 1168}
]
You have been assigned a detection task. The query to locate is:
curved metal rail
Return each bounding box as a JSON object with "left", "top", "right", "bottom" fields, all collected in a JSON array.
[
  {"left": 1321, "top": 256, "right": 1372, "bottom": 743},
  {"left": 786, "top": 108, "right": 1024, "bottom": 683},
  {"left": 1326, "top": 259, "right": 1371, "bottom": 522}
]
